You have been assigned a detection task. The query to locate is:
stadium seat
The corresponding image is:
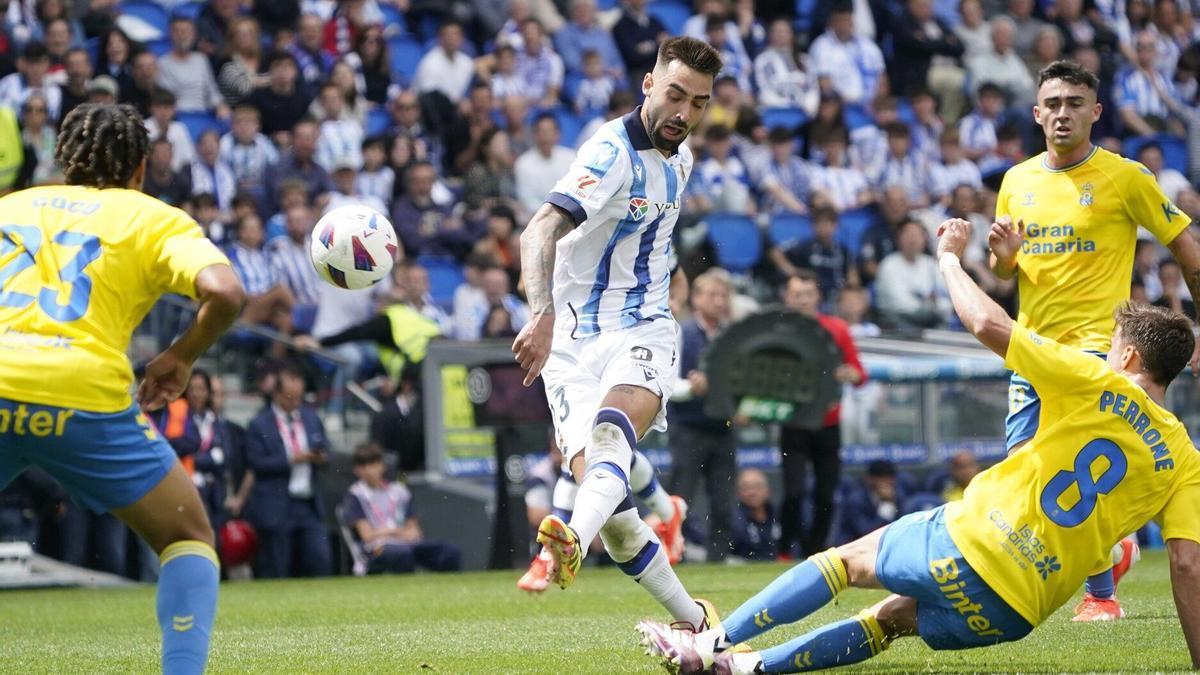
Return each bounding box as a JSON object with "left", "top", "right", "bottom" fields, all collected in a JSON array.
[
  {"left": 118, "top": 0, "right": 169, "bottom": 39},
  {"left": 706, "top": 213, "right": 762, "bottom": 273},
  {"left": 793, "top": 0, "right": 818, "bottom": 37},
  {"left": 843, "top": 103, "right": 874, "bottom": 131},
  {"left": 366, "top": 107, "right": 391, "bottom": 137},
  {"left": 145, "top": 37, "right": 172, "bottom": 57},
  {"left": 536, "top": 106, "right": 582, "bottom": 148},
  {"left": 768, "top": 213, "right": 813, "bottom": 249},
  {"left": 418, "top": 256, "right": 466, "bottom": 310},
  {"left": 171, "top": 1, "right": 204, "bottom": 20},
  {"left": 175, "top": 111, "right": 227, "bottom": 143},
  {"left": 388, "top": 35, "right": 425, "bottom": 86},
  {"left": 378, "top": 3, "right": 405, "bottom": 32},
  {"left": 647, "top": 1, "right": 690, "bottom": 36},
  {"left": 416, "top": 13, "right": 441, "bottom": 42},
  {"left": 596, "top": 0, "right": 619, "bottom": 8},
  {"left": 85, "top": 37, "right": 100, "bottom": 66},
  {"left": 836, "top": 207, "right": 878, "bottom": 253},
  {"left": 1122, "top": 133, "right": 1189, "bottom": 175},
  {"left": 759, "top": 107, "right": 808, "bottom": 132}
]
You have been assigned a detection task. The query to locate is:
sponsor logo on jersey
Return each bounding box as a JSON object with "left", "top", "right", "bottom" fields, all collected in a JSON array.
[
  {"left": 930, "top": 557, "right": 1005, "bottom": 638},
  {"left": 628, "top": 198, "right": 650, "bottom": 221},
  {"left": 629, "top": 346, "right": 653, "bottom": 361},
  {"left": 572, "top": 172, "right": 601, "bottom": 201}
]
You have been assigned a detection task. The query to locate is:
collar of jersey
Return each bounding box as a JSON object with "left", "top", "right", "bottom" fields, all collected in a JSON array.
[
  {"left": 623, "top": 106, "right": 663, "bottom": 155},
  {"left": 1040, "top": 144, "right": 1098, "bottom": 173}
]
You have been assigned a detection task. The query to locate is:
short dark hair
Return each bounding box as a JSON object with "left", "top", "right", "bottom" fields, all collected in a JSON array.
[
  {"left": 811, "top": 206, "right": 838, "bottom": 225},
  {"left": 884, "top": 121, "right": 911, "bottom": 139},
  {"left": 656, "top": 36, "right": 723, "bottom": 77},
  {"left": 22, "top": 40, "right": 48, "bottom": 60},
  {"left": 789, "top": 269, "right": 820, "bottom": 287},
  {"left": 978, "top": 81, "right": 1005, "bottom": 99},
  {"left": 1113, "top": 302, "right": 1195, "bottom": 386},
  {"left": 266, "top": 50, "right": 297, "bottom": 70},
  {"left": 1136, "top": 141, "right": 1163, "bottom": 158},
  {"left": 704, "top": 124, "right": 732, "bottom": 142},
  {"left": 1037, "top": 60, "right": 1099, "bottom": 91},
  {"left": 193, "top": 193, "right": 217, "bottom": 209},
  {"left": 56, "top": 104, "right": 149, "bottom": 188},
  {"left": 532, "top": 111, "right": 558, "bottom": 130},
  {"left": 150, "top": 87, "right": 176, "bottom": 107},
  {"left": 767, "top": 126, "right": 794, "bottom": 144},
  {"left": 353, "top": 442, "right": 385, "bottom": 466}
]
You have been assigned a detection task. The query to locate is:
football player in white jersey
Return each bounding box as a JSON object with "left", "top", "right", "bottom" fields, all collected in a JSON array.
[{"left": 512, "top": 37, "right": 723, "bottom": 632}]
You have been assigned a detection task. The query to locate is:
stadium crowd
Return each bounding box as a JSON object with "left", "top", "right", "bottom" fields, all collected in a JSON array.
[{"left": 1, "top": 0, "right": 1199, "bottom": 577}]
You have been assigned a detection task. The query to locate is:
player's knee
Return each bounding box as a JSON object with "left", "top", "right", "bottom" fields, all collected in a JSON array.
[
  {"left": 836, "top": 538, "right": 879, "bottom": 588},
  {"left": 600, "top": 511, "right": 652, "bottom": 561},
  {"left": 584, "top": 408, "right": 637, "bottom": 481},
  {"left": 871, "top": 596, "right": 918, "bottom": 640}
]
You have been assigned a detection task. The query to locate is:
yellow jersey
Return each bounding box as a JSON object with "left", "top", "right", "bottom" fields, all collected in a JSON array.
[
  {"left": 945, "top": 324, "right": 1200, "bottom": 626},
  {"left": 995, "top": 147, "right": 1191, "bottom": 352},
  {"left": 0, "top": 186, "right": 229, "bottom": 413}
]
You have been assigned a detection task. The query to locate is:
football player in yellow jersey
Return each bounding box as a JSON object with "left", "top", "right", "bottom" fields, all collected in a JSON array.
[
  {"left": 988, "top": 60, "right": 1200, "bottom": 621},
  {"left": 0, "top": 104, "right": 245, "bottom": 674},
  {"left": 635, "top": 218, "right": 1200, "bottom": 675}
]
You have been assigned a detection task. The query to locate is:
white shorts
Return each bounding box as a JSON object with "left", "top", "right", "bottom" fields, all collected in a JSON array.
[{"left": 541, "top": 320, "right": 678, "bottom": 462}]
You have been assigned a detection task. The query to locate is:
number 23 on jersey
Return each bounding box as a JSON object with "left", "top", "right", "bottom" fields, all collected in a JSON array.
[{"left": 0, "top": 225, "right": 101, "bottom": 322}]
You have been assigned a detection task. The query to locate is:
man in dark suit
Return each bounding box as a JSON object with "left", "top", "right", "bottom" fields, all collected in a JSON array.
[
  {"left": 245, "top": 362, "right": 333, "bottom": 578},
  {"left": 892, "top": 0, "right": 966, "bottom": 119},
  {"left": 369, "top": 364, "right": 425, "bottom": 474}
]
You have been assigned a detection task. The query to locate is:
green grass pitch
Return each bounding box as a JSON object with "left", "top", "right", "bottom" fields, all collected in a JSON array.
[{"left": 3, "top": 549, "right": 1192, "bottom": 673}]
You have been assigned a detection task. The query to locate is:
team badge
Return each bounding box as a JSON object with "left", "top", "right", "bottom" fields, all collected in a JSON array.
[
  {"left": 628, "top": 198, "right": 649, "bottom": 221},
  {"left": 1079, "top": 182, "right": 1094, "bottom": 207},
  {"left": 1022, "top": 192, "right": 1036, "bottom": 206}
]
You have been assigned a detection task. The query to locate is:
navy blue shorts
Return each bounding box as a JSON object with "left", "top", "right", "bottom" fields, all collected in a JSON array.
[
  {"left": 876, "top": 506, "right": 1033, "bottom": 650},
  {"left": 0, "top": 398, "right": 176, "bottom": 512}
]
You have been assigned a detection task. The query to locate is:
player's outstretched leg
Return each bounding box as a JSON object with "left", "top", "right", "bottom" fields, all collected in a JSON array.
[
  {"left": 1074, "top": 538, "right": 1139, "bottom": 622},
  {"left": 114, "top": 463, "right": 219, "bottom": 675},
  {"left": 519, "top": 475, "right": 578, "bottom": 593},
  {"left": 630, "top": 449, "right": 687, "bottom": 565},
  {"left": 602, "top": 508, "right": 708, "bottom": 630}
]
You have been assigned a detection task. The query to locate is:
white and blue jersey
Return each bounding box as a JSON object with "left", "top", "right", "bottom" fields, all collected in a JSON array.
[{"left": 545, "top": 108, "right": 691, "bottom": 339}]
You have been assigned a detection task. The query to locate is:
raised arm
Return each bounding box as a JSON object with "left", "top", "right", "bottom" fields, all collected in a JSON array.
[
  {"left": 1168, "top": 537, "right": 1200, "bottom": 668},
  {"left": 1167, "top": 229, "right": 1200, "bottom": 373},
  {"left": 938, "top": 218, "right": 1013, "bottom": 357},
  {"left": 987, "top": 215, "right": 1023, "bottom": 281},
  {"left": 512, "top": 203, "right": 576, "bottom": 386}
]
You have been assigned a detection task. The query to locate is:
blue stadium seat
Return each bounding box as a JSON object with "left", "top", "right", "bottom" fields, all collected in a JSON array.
[
  {"left": 417, "top": 13, "right": 441, "bottom": 42},
  {"left": 171, "top": 1, "right": 204, "bottom": 20},
  {"left": 379, "top": 4, "right": 405, "bottom": 32},
  {"left": 794, "top": 0, "right": 818, "bottom": 37},
  {"left": 145, "top": 37, "right": 172, "bottom": 57},
  {"left": 542, "top": 106, "right": 582, "bottom": 148},
  {"left": 418, "top": 256, "right": 465, "bottom": 310},
  {"left": 768, "top": 213, "right": 812, "bottom": 249},
  {"left": 388, "top": 35, "right": 425, "bottom": 86},
  {"left": 119, "top": 0, "right": 170, "bottom": 38},
  {"left": 175, "top": 111, "right": 227, "bottom": 143},
  {"left": 759, "top": 107, "right": 808, "bottom": 132},
  {"left": 85, "top": 37, "right": 100, "bottom": 66},
  {"left": 1123, "top": 133, "right": 1189, "bottom": 175},
  {"left": 706, "top": 213, "right": 761, "bottom": 273},
  {"left": 647, "top": 1, "right": 690, "bottom": 36},
  {"left": 836, "top": 207, "right": 878, "bottom": 253},
  {"left": 843, "top": 103, "right": 874, "bottom": 131},
  {"left": 366, "top": 107, "right": 391, "bottom": 137}
]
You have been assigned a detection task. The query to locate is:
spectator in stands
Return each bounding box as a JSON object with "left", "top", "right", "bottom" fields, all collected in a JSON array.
[
  {"left": 945, "top": 183, "right": 994, "bottom": 273},
  {"left": 778, "top": 271, "right": 867, "bottom": 557},
  {"left": 977, "top": 122, "right": 1026, "bottom": 177},
  {"left": 874, "top": 122, "right": 937, "bottom": 209},
  {"left": 0, "top": 41, "right": 61, "bottom": 122},
  {"left": 810, "top": 4, "right": 885, "bottom": 107},
  {"left": 356, "top": 136, "right": 394, "bottom": 203},
  {"left": 689, "top": 124, "right": 754, "bottom": 215},
  {"left": 958, "top": 81, "right": 1003, "bottom": 161},
  {"left": 953, "top": 0, "right": 991, "bottom": 60},
  {"left": 144, "top": 89, "right": 194, "bottom": 174},
  {"left": 265, "top": 117, "right": 335, "bottom": 214},
  {"left": 95, "top": 28, "right": 134, "bottom": 101},
  {"left": 907, "top": 89, "right": 945, "bottom": 161},
  {"left": 939, "top": 450, "right": 979, "bottom": 502},
  {"left": 967, "top": 16, "right": 1036, "bottom": 109},
  {"left": 313, "top": 82, "right": 365, "bottom": 172},
  {"left": 323, "top": 0, "right": 376, "bottom": 58},
  {"left": 156, "top": 369, "right": 232, "bottom": 534},
  {"left": 934, "top": 128, "right": 983, "bottom": 195},
  {"left": 41, "top": 17, "right": 70, "bottom": 83},
  {"left": 386, "top": 89, "right": 442, "bottom": 173},
  {"left": 270, "top": 204, "right": 323, "bottom": 334},
  {"left": 515, "top": 18, "right": 564, "bottom": 108},
  {"left": 226, "top": 213, "right": 296, "bottom": 337},
  {"left": 1026, "top": 25, "right": 1065, "bottom": 85},
  {"left": 217, "top": 16, "right": 269, "bottom": 106},
  {"left": 342, "top": 443, "right": 462, "bottom": 574},
  {"left": 556, "top": 0, "right": 623, "bottom": 78},
  {"left": 57, "top": 47, "right": 91, "bottom": 122},
  {"left": 772, "top": 206, "right": 858, "bottom": 298},
  {"left": 809, "top": 127, "right": 873, "bottom": 213},
  {"left": 756, "top": 127, "right": 811, "bottom": 214},
  {"left": 245, "top": 362, "right": 333, "bottom": 578},
  {"left": 390, "top": 160, "right": 461, "bottom": 257},
  {"left": 142, "top": 137, "right": 192, "bottom": 208},
  {"left": 668, "top": 268, "right": 736, "bottom": 561},
  {"left": 473, "top": 204, "right": 522, "bottom": 286},
  {"left": 191, "top": 193, "right": 226, "bottom": 243},
  {"left": 328, "top": 158, "right": 388, "bottom": 214},
  {"left": 122, "top": 50, "right": 157, "bottom": 117},
  {"left": 19, "top": 92, "right": 57, "bottom": 184},
  {"left": 289, "top": 14, "right": 334, "bottom": 93},
  {"left": 874, "top": 218, "right": 950, "bottom": 329},
  {"left": 347, "top": 25, "right": 390, "bottom": 106},
  {"left": 196, "top": 0, "right": 240, "bottom": 59},
  {"left": 157, "top": 17, "right": 227, "bottom": 118},
  {"left": 454, "top": 264, "right": 529, "bottom": 340},
  {"left": 836, "top": 285, "right": 882, "bottom": 444},
  {"left": 858, "top": 186, "right": 910, "bottom": 285},
  {"left": 248, "top": 51, "right": 313, "bottom": 140},
  {"left": 1053, "top": 0, "right": 1120, "bottom": 67},
  {"left": 85, "top": 74, "right": 117, "bottom": 105},
  {"left": 1149, "top": 0, "right": 1188, "bottom": 77},
  {"left": 487, "top": 44, "right": 527, "bottom": 102},
  {"left": 839, "top": 459, "right": 904, "bottom": 541},
  {"left": 729, "top": 468, "right": 780, "bottom": 562},
  {"left": 365, "top": 345, "right": 426, "bottom": 470},
  {"left": 190, "top": 129, "right": 237, "bottom": 217},
  {"left": 893, "top": 0, "right": 966, "bottom": 120},
  {"left": 220, "top": 104, "right": 279, "bottom": 193},
  {"left": 515, "top": 112, "right": 574, "bottom": 216},
  {"left": 1009, "top": 0, "right": 1049, "bottom": 59},
  {"left": 573, "top": 49, "right": 617, "bottom": 117},
  {"left": 704, "top": 14, "right": 752, "bottom": 93},
  {"left": 462, "top": 127, "right": 518, "bottom": 214},
  {"left": 1155, "top": 258, "right": 1196, "bottom": 317},
  {"left": 446, "top": 82, "right": 498, "bottom": 174},
  {"left": 1136, "top": 142, "right": 1191, "bottom": 201},
  {"left": 398, "top": 261, "right": 454, "bottom": 334},
  {"left": 753, "top": 17, "right": 816, "bottom": 112},
  {"left": 613, "top": 0, "right": 666, "bottom": 78},
  {"left": 415, "top": 20, "right": 476, "bottom": 108}
]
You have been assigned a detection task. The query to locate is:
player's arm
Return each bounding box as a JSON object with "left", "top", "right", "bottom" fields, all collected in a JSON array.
[
  {"left": 669, "top": 266, "right": 688, "bottom": 317},
  {"left": 987, "top": 216, "right": 1023, "bottom": 280},
  {"left": 1167, "top": 230, "right": 1200, "bottom": 370},
  {"left": 937, "top": 218, "right": 1013, "bottom": 357},
  {"left": 1168, "top": 537, "right": 1200, "bottom": 668},
  {"left": 138, "top": 264, "right": 245, "bottom": 411},
  {"left": 512, "top": 203, "right": 575, "bottom": 386}
]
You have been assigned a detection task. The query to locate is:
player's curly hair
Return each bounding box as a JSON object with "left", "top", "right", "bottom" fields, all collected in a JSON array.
[
  {"left": 1114, "top": 302, "right": 1196, "bottom": 386},
  {"left": 55, "top": 103, "right": 149, "bottom": 189}
]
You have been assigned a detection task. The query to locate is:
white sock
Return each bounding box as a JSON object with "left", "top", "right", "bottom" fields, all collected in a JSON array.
[
  {"left": 728, "top": 651, "right": 763, "bottom": 675},
  {"left": 629, "top": 450, "right": 676, "bottom": 522},
  {"left": 568, "top": 422, "right": 633, "bottom": 554},
  {"left": 601, "top": 509, "right": 703, "bottom": 627},
  {"left": 552, "top": 475, "right": 578, "bottom": 516}
]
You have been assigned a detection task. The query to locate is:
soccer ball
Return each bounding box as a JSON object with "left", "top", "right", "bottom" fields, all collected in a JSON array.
[{"left": 309, "top": 205, "right": 399, "bottom": 290}]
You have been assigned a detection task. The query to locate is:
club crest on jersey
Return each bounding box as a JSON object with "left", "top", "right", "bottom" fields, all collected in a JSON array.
[
  {"left": 1022, "top": 192, "right": 1036, "bottom": 206},
  {"left": 1079, "top": 182, "right": 1094, "bottom": 207},
  {"left": 628, "top": 198, "right": 650, "bottom": 221}
]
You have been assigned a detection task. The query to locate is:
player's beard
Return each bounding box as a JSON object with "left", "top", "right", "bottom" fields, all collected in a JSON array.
[{"left": 646, "top": 108, "right": 689, "bottom": 153}]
